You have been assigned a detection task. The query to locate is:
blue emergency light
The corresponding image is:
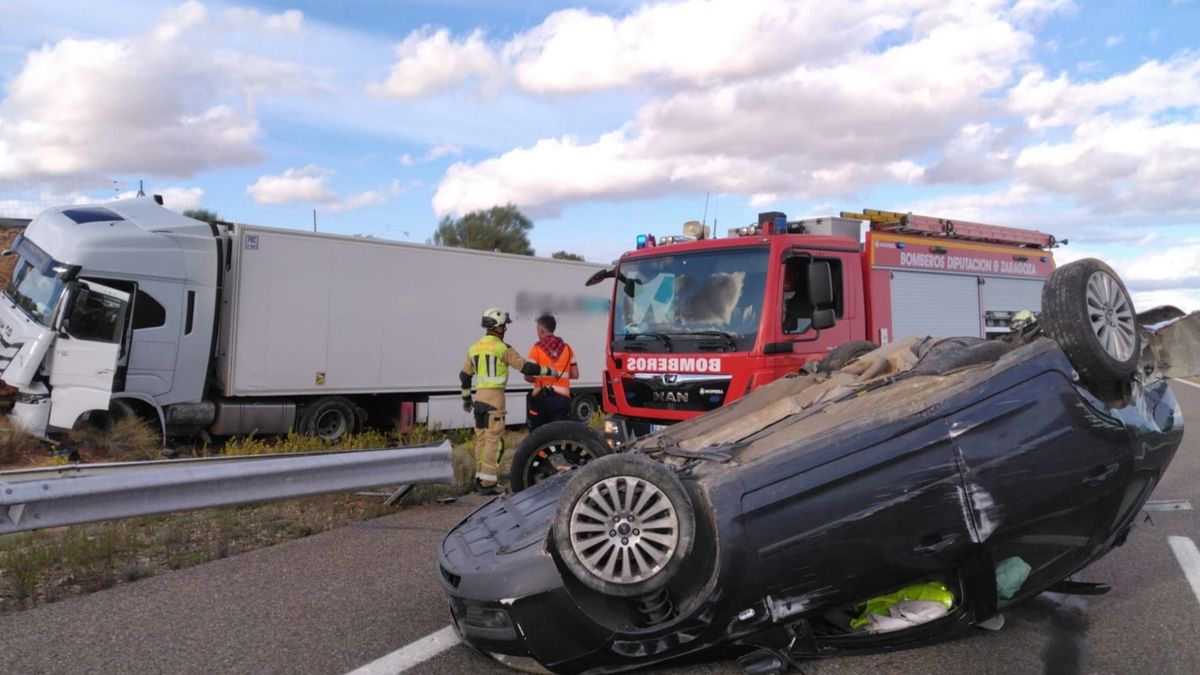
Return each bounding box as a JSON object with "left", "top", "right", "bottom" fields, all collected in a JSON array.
[{"left": 636, "top": 234, "right": 647, "bottom": 249}]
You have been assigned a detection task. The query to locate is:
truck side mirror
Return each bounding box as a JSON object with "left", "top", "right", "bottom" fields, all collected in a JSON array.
[
  {"left": 807, "top": 261, "right": 833, "bottom": 307},
  {"left": 585, "top": 268, "right": 615, "bottom": 286},
  {"left": 808, "top": 261, "right": 837, "bottom": 330},
  {"left": 812, "top": 308, "right": 836, "bottom": 330}
]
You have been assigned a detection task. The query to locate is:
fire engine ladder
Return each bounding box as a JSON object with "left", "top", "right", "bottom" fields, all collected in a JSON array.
[{"left": 840, "top": 208, "right": 1057, "bottom": 249}]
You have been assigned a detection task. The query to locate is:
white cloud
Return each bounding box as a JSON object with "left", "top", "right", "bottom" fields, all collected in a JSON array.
[
  {"left": 160, "top": 186, "right": 205, "bottom": 212},
  {"left": 329, "top": 180, "right": 405, "bottom": 212},
  {"left": 1014, "top": 118, "right": 1200, "bottom": 213},
  {"left": 0, "top": 1, "right": 317, "bottom": 180},
  {"left": 367, "top": 28, "right": 500, "bottom": 99},
  {"left": 427, "top": 144, "right": 462, "bottom": 160},
  {"left": 375, "top": 1, "right": 941, "bottom": 98},
  {"left": 1105, "top": 34, "right": 1125, "bottom": 48},
  {"left": 247, "top": 166, "right": 401, "bottom": 212},
  {"left": 247, "top": 165, "right": 338, "bottom": 204},
  {"left": 1009, "top": 53, "right": 1200, "bottom": 129},
  {"left": 434, "top": 1, "right": 1031, "bottom": 216},
  {"left": 399, "top": 143, "right": 463, "bottom": 166},
  {"left": 222, "top": 7, "right": 304, "bottom": 33},
  {"left": 923, "top": 123, "right": 1015, "bottom": 184},
  {"left": 1010, "top": 0, "right": 1078, "bottom": 25}
]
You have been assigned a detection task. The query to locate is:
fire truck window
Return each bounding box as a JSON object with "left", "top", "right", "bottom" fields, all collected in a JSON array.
[{"left": 783, "top": 258, "right": 844, "bottom": 335}]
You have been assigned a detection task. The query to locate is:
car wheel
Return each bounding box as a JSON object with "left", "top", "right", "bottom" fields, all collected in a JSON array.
[
  {"left": 552, "top": 454, "right": 695, "bottom": 598},
  {"left": 298, "top": 396, "right": 361, "bottom": 442},
  {"left": 569, "top": 394, "right": 598, "bottom": 423},
  {"left": 1040, "top": 258, "right": 1140, "bottom": 388},
  {"left": 510, "top": 421, "right": 611, "bottom": 492},
  {"left": 818, "top": 339, "right": 878, "bottom": 374}
]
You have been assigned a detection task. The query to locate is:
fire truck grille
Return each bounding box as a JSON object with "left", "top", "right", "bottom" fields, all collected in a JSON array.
[{"left": 621, "top": 374, "right": 730, "bottom": 412}]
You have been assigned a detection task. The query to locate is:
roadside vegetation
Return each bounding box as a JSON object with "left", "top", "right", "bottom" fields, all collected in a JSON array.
[{"left": 0, "top": 418, "right": 528, "bottom": 613}]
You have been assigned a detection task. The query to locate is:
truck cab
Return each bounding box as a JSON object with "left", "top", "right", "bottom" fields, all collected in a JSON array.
[
  {"left": 600, "top": 216, "right": 865, "bottom": 439},
  {"left": 599, "top": 210, "right": 1056, "bottom": 442},
  {"left": 0, "top": 199, "right": 219, "bottom": 438}
]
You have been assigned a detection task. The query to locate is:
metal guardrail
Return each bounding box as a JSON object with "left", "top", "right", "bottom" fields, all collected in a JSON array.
[{"left": 0, "top": 441, "right": 453, "bottom": 534}]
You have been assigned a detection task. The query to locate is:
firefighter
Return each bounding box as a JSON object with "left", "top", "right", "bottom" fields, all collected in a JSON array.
[
  {"left": 460, "top": 307, "right": 562, "bottom": 494},
  {"left": 525, "top": 313, "right": 580, "bottom": 429}
]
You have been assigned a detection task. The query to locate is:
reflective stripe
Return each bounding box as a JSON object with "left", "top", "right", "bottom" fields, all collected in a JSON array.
[
  {"left": 468, "top": 335, "right": 509, "bottom": 389},
  {"left": 476, "top": 472, "right": 498, "bottom": 482}
]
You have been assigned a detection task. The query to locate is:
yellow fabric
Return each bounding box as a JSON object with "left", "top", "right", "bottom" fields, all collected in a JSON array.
[
  {"left": 850, "top": 581, "right": 954, "bottom": 629},
  {"left": 474, "top": 409, "right": 506, "bottom": 486},
  {"left": 468, "top": 335, "right": 510, "bottom": 389}
]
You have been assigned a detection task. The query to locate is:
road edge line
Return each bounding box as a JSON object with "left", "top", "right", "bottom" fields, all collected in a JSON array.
[
  {"left": 1171, "top": 378, "right": 1200, "bottom": 391},
  {"left": 345, "top": 625, "right": 460, "bottom": 675},
  {"left": 1168, "top": 536, "right": 1200, "bottom": 607}
]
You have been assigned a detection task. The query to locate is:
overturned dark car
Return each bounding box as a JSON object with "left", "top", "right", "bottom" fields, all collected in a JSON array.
[{"left": 437, "top": 259, "right": 1199, "bottom": 674}]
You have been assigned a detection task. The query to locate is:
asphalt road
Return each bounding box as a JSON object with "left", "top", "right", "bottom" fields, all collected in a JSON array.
[{"left": 4, "top": 382, "right": 1200, "bottom": 675}]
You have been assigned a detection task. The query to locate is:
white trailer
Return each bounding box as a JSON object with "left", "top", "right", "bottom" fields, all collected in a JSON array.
[{"left": 0, "top": 198, "right": 610, "bottom": 439}]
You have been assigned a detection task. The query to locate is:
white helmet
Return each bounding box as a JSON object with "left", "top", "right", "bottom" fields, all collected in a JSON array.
[{"left": 482, "top": 307, "right": 512, "bottom": 329}]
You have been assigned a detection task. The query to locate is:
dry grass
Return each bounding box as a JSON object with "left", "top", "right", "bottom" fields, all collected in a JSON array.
[
  {"left": 0, "top": 494, "right": 399, "bottom": 612},
  {"left": 0, "top": 417, "right": 46, "bottom": 466},
  {"left": 68, "top": 416, "right": 163, "bottom": 462}
]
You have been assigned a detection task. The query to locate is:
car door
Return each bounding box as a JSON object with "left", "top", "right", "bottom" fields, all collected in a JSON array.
[
  {"left": 48, "top": 281, "right": 130, "bottom": 429},
  {"left": 948, "top": 370, "right": 1132, "bottom": 601},
  {"left": 738, "top": 416, "right": 975, "bottom": 614}
]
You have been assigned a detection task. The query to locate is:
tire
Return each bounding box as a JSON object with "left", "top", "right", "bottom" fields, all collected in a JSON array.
[
  {"left": 552, "top": 454, "right": 695, "bottom": 598},
  {"left": 298, "top": 396, "right": 361, "bottom": 442},
  {"left": 1040, "top": 258, "right": 1140, "bottom": 388},
  {"left": 569, "top": 394, "right": 598, "bottom": 423},
  {"left": 818, "top": 339, "right": 878, "bottom": 374},
  {"left": 510, "top": 420, "right": 611, "bottom": 492}
]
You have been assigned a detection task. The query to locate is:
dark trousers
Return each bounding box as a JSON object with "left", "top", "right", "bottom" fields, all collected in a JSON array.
[{"left": 527, "top": 391, "right": 571, "bottom": 429}]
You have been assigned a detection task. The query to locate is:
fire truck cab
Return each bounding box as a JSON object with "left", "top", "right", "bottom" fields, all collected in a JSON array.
[{"left": 594, "top": 209, "right": 1058, "bottom": 441}]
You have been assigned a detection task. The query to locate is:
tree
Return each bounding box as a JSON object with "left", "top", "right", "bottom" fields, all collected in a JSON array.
[
  {"left": 183, "top": 208, "right": 221, "bottom": 225},
  {"left": 551, "top": 250, "right": 585, "bottom": 261},
  {"left": 432, "top": 204, "right": 533, "bottom": 255}
]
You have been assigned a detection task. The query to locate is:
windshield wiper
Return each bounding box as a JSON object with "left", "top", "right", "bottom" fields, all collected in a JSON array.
[
  {"left": 623, "top": 332, "right": 674, "bottom": 352},
  {"left": 668, "top": 330, "right": 739, "bottom": 351}
]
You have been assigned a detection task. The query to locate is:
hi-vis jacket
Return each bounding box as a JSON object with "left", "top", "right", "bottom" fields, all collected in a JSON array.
[
  {"left": 460, "top": 334, "right": 554, "bottom": 399},
  {"left": 528, "top": 342, "right": 576, "bottom": 397}
]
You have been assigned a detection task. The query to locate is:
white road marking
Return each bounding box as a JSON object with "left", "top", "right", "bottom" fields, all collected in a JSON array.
[
  {"left": 346, "top": 625, "right": 460, "bottom": 675},
  {"left": 1168, "top": 536, "right": 1200, "bottom": 606},
  {"left": 1145, "top": 499, "right": 1194, "bottom": 511},
  {"left": 1171, "top": 378, "right": 1200, "bottom": 391}
]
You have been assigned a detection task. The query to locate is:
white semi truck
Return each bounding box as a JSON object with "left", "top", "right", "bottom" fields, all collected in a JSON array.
[{"left": 0, "top": 198, "right": 610, "bottom": 440}]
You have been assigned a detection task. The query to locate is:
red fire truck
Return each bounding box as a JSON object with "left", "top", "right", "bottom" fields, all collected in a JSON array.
[{"left": 587, "top": 208, "right": 1058, "bottom": 442}]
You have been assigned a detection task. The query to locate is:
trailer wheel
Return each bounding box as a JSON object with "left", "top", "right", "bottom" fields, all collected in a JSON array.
[
  {"left": 818, "top": 340, "right": 878, "bottom": 374},
  {"left": 569, "top": 394, "right": 599, "bottom": 423},
  {"left": 553, "top": 454, "right": 695, "bottom": 597},
  {"left": 298, "top": 396, "right": 360, "bottom": 442},
  {"left": 1041, "top": 258, "right": 1140, "bottom": 388},
  {"left": 510, "top": 421, "right": 611, "bottom": 492}
]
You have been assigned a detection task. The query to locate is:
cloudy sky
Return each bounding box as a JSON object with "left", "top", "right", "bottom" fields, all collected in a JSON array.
[{"left": 1, "top": 0, "right": 1198, "bottom": 310}]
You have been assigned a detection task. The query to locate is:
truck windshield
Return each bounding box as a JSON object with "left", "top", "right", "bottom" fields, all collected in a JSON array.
[
  {"left": 4, "top": 237, "right": 67, "bottom": 326},
  {"left": 613, "top": 247, "right": 768, "bottom": 353}
]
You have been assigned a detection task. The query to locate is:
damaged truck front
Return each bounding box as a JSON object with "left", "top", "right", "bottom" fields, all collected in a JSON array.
[
  {"left": 438, "top": 258, "right": 1200, "bottom": 674},
  {"left": 0, "top": 203, "right": 216, "bottom": 438}
]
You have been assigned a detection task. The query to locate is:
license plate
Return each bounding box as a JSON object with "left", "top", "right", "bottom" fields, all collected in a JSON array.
[{"left": 649, "top": 424, "right": 667, "bottom": 434}]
